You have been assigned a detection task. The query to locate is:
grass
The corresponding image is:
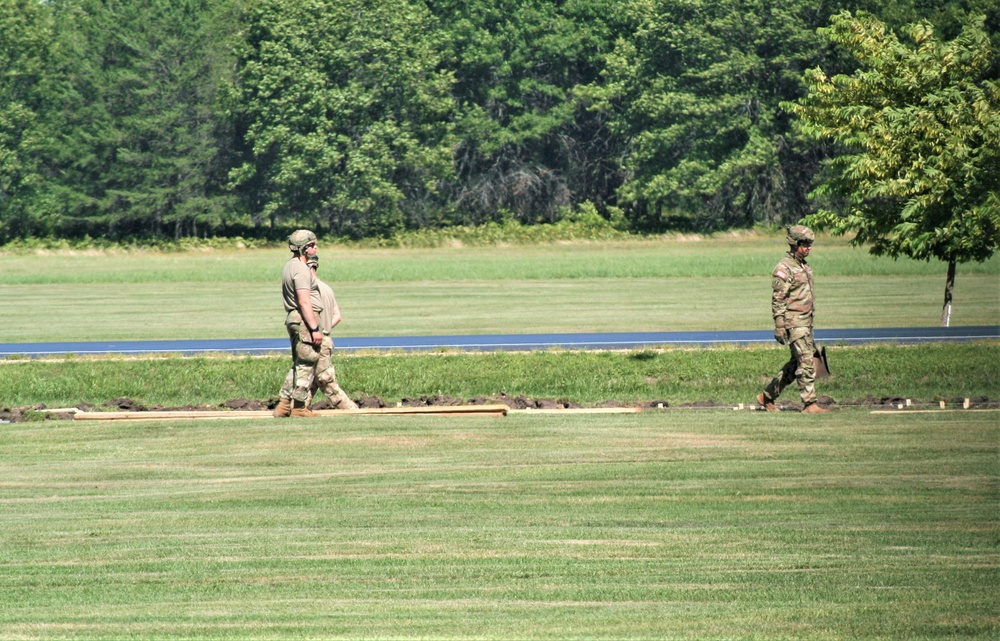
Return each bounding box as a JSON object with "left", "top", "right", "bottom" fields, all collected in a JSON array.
[
  {"left": 1, "top": 234, "right": 997, "bottom": 639},
  {"left": 2, "top": 343, "right": 997, "bottom": 409},
  {"left": 1, "top": 410, "right": 996, "bottom": 639},
  {"left": 0, "top": 234, "right": 997, "bottom": 342}
]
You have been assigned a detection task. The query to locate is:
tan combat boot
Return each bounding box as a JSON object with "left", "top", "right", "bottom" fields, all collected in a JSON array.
[
  {"left": 290, "top": 400, "right": 318, "bottom": 417},
  {"left": 801, "top": 402, "right": 828, "bottom": 414},
  {"left": 272, "top": 398, "right": 292, "bottom": 418},
  {"left": 756, "top": 393, "right": 779, "bottom": 412}
]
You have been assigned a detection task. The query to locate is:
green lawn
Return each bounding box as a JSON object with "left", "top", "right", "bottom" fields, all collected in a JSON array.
[
  {"left": 1, "top": 410, "right": 996, "bottom": 639},
  {"left": 1, "top": 235, "right": 997, "bottom": 342},
  {"left": 2, "top": 236, "right": 997, "bottom": 639},
  {"left": 1, "top": 342, "right": 998, "bottom": 410}
]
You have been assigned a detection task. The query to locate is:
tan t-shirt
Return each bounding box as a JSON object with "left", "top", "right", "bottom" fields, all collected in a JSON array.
[
  {"left": 315, "top": 278, "right": 338, "bottom": 333},
  {"left": 281, "top": 257, "right": 321, "bottom": 316}
]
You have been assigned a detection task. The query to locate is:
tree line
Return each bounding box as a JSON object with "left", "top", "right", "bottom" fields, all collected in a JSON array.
[{"left": 1, "top": 0, "right": 996, "bottom": 243}]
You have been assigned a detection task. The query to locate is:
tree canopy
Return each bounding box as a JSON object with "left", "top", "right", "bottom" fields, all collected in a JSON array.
[
  {"left": 792, "top": 11, "right": 1000, "bottom": 325},
  {"left": 0, "top": 0, "right": 995, "bottom": 242}
]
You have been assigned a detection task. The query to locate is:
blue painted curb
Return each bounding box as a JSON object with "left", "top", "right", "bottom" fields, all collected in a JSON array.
[{"left": 1, "top": 326, "right": 996, "bottom": 358}]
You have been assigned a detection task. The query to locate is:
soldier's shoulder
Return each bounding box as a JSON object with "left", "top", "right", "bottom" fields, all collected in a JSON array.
[{"left": 772, "top": 256, "right": 795, "bottom": 280}]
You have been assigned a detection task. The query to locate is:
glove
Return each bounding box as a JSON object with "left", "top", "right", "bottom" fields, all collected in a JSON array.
[{"left": 774, "top": 326, "right": 788, "bottom": 345}]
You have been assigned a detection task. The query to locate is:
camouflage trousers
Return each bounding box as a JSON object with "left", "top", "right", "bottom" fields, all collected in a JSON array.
[
  {"left": 279, "top": 334, "right": 356, "bottom": 409},
  {"left": 764, "top": 327, "right": 817, "bottom": 405},
  {"left": 278, "top": 314, "right": 320, "bottom": 403}
]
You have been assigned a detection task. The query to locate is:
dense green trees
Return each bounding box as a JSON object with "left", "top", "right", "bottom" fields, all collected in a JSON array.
[
  {"left": 589, "top": 0, "right": 840, "bottom": 230},
  {"left": 0, "top": 0, "right": 241, "bottom": 242},
  {"left": 229, "top": 0, "right": 454, "bottom": 237},
  {"left": 0, "top": 0, "right": 995, "bottom": 242},
  {"left": 426, "top": 0, "right": 627, "bottom": 225}
]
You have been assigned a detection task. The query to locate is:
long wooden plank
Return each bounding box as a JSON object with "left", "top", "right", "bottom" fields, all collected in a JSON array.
[
  {"left": 318, "top": 405, "right": 509, "bottom": 416},
  {"left": 73, "top": 405, "right": 510, "bottom": 421},
  {"left": 870, "top": 408, "right": 1000, "bottom": 414},
  {"left": 74, "top": 410, "right": 266, "bottom": 421},
  {"left": 510, "top": 407, "right": 641, "bottom": 414}
]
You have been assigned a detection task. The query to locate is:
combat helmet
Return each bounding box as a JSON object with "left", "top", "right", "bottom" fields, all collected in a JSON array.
[
  {"left": 786, "top": 225, "right": 815, "bottom": 246},
  {"left": 288, "top": 229, "right": 317, "bottom": 253}
]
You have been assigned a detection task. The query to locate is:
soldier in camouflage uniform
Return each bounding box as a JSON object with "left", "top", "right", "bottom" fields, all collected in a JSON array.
[
  {"left": 757, "top": 225, "right": 828, "bottom": 414},
  {"left": 273, "top": 230, "right": 323, "bottom": 418}
]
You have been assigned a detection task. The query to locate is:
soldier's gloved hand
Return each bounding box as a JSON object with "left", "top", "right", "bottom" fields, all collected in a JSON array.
[{"left": 774, "top": 327, "right": 788, "bottom": 345}]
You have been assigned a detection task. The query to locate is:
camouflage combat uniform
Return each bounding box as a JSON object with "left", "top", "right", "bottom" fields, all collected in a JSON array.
[
  {"left": 763, "top": 249, "right": 818, "bottom": 406},
  {"left": 277, "top": 254, "right": 323, "bottom": 404}
]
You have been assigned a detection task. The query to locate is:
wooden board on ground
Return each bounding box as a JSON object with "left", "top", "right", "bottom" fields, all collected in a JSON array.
[
  {"left": 512, "top": 407, "right": 641, "bottom": 415},
  {"left": 869, "top": 408, "right": 1000, "bottom": 414},
  {"left": 70, "top": 405, "right": 649, "bottom": 422},
  {"left": 73, "top": 405, "right": 510, "bottom": 421}
]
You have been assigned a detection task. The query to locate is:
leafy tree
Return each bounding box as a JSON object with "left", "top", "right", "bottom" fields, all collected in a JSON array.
[
  {"left": 791, "top": 12, "right": 1000, "bottom": 326},
  {"left": 229, "top": 0, "right": 455, "bottom": 238}
]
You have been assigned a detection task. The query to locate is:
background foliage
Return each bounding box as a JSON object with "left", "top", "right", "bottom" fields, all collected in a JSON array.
[{"left": 0, "top": 0, "right": 997, "bottom": 243}]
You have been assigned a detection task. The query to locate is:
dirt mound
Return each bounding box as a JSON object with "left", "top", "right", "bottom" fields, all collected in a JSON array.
[
  {"left": 104, "top": 397, "right": 147, "bottom": 411},
  {"left": 0, "top": 404, "right": 77, "bottom": 422},
  {"left": 222, "top": 398, "right": 266, "bottom": 411},
  {"left": 150, "top": 403, "right": 216, "bottom": 412},
  {"left": 401, "top": 395, "right": 464, "bottom": 407}
]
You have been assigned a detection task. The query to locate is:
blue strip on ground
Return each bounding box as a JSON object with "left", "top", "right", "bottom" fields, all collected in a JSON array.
[{"left": 0, "top": 326, "right": 996, "bottom": 357}]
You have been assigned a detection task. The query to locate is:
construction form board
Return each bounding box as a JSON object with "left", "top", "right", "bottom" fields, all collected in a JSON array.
[{"left": 70, "top": 405, "right": 649, "bottom": 422}]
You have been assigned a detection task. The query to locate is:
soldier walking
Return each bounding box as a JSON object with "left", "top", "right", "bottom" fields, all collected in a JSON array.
[{"left": 757, "top": 225, "right": 828, "bottom": 414}]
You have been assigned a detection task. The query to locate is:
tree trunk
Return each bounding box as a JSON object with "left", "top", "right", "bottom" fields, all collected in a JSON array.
[{"left": 940, "top": 258, "right": 956, "bottom": 327}]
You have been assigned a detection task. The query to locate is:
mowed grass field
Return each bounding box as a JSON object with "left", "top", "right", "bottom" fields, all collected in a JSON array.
[
  {"left": 1, "top": 234, "right": 998, "bottom": 639},
  {"left": 2, "top": 411, "right": 997, "bottom": 639},
  {"left": 0, "top": 233, "right": 997, "bottom": 342}
]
